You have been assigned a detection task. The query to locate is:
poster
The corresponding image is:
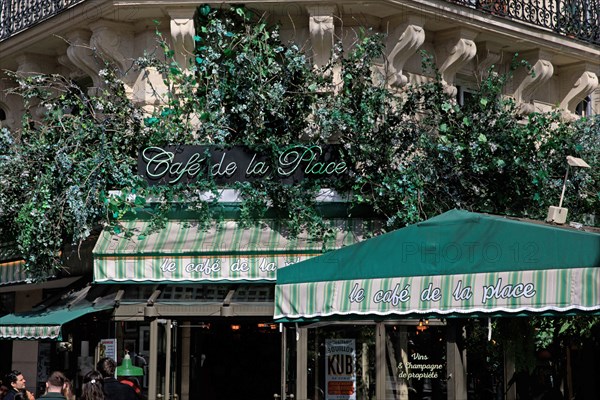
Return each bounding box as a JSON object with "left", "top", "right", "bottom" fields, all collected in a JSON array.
[
  {"left": 99, "top": 338, "right": 117, "bottom": 361},
  {"left": 325, "top": 339, "right": 356, "bottom": 400}
]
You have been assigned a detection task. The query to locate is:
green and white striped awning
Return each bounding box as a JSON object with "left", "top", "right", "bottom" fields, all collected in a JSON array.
[
  {"left": 94, "top": 219, "right": 373, "bottom": 284},
  {"left": 275, "top": 210, "right": 600, "bottom": 320},
  {"left": 0, "top": 304, "right": 113, "bottom": 340},
  {"left": 0, "top": 243, "right": 28, "bottom": 285},
  {"left": 0, "top": 260, "right": 27, "bottom": 285}
]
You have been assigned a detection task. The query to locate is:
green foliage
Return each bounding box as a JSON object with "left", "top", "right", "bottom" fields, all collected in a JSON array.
[{"left": 0, "top": 5, "right": 598, "bottom": 279}]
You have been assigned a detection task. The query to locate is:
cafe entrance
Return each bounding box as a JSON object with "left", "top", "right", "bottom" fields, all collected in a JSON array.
[{"left": 187, "top": 319, "right": 282, "bottom": 400}]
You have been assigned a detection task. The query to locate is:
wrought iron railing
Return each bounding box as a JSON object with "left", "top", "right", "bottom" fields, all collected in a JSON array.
[
  {"left": 447, "top": 0, "right": 600, "bottom": 45},
  {"left": 0, "top": 0, "right": 85, "bottom": 42},
  {"left": 0, "top": 0, "right": 599, "bottom": 45}
]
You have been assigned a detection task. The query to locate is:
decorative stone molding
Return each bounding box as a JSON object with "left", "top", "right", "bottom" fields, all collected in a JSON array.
[
  {"left": 385, "top": 16, "right": 425, "bottom": 87},
  {"left": 168, "top": 7, "right": 197, "bottom": 69},
  {"left": 558, "top": 63, "right": 599, "bottom": 114},
  {"left": 15, "top": 53, "right": 55, "bottom": 75},
  {"left": 89, "top": 20, "right": 135, "bottom": 76},
  {"left": 307, "top": 5, "right": 337, "bottom": 69},
  {"left": 57, "top": 54, "right": 86, "bottom": 80},
  {"left": 511, "top": 50, "right": 554, "bottom": 114},
  {"left": 435, "top": 28, "right": 479, "bottom": 96},
  {"left": 475, "top": 41, "right": 503, "bottom": 76},
  {"left": 64, "top": 29, "right": 103, "bottom": 89}
]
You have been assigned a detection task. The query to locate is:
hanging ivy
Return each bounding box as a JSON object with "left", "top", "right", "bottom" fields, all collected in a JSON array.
[{"left": 0, "top": 5, "right": 598, "bottom": 280}]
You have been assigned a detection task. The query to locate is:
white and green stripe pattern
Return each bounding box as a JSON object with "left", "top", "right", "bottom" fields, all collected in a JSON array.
[
  {"left": 275, "top": 267, "right": 600, "bottom": 319},
  {"left": 94, "top": 219, "right": 371, "bottom": 283},
  {"left": 0, "top": 325, "right": 61, "bottom": 340},
  {"left": 0, "top": 260, "right": 27, "bottom": 285},
  {"left": 0, "top": 242, "right": 27, "bottom": 285}
]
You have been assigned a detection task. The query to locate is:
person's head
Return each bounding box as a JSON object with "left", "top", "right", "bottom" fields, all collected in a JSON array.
[
  {"left": 62, "top": 377, "right": 74, "bottom": 399},
  {"left": 5, "top": 371, "right": 26, "bottom": 391},
  {"left": 81, "top": 370, "right": 104, "bottom": 400},
  {"left": 46, "top": 371, "right": 67, "bottom": 393},
  {"left": 96, "top": 357, "right": 117, "bottom": 378},
  {"left": 0, "top": 384, "right": 9, "bottom": 397}
]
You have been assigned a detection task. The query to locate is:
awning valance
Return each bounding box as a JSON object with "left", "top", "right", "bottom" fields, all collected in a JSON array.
[
  {"left": 0, "top": 243, "right": 27, "bottom": 285},
  {"left": 0, "top": 304, "right": 113, "bottom": 340},
  {"left": 0, "top": 260, "right": 27, "bottom": 286},
  {"left": 94, "top": 219, "right": 374, "bottom": 284},
  {"left": 275, "top": 210, "right": 600, "bottom": 320}
]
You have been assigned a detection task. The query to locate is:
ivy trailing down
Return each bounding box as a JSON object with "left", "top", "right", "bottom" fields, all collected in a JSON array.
[{"left": 0, "top": 5, "right": 598, "bottom": 279}]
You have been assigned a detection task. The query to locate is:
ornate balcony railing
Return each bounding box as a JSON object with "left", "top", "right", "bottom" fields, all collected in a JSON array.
[
  {"left": 0, "top": 0, "right": 86, "bottom": 42},
  {"left": 0, "top": 0, "right": 599, "bottom": 45},
  {"left": 447, "top": 0, "right": 600, "bottom": 45}
]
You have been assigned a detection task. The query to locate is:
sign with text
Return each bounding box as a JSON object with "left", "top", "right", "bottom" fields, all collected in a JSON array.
[
  {"left": 138, "top": 144, "right": 348, "bottom": 185},
  {"left": 398, "top": 353, "right": 444, "bottom": 380},
  {"left": 326, "top": 339, "right": 356, "bottom": 400},
  {"left": 274, "top": 267, "right": 600, "bottom": 319},
  {"left": 96, "top": 254, "right": 309, "bottom": 283}
]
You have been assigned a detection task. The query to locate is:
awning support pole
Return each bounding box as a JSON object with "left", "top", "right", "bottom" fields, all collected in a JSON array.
[{"left": 148, "top": 318, "right": 159, "bottom": 400}]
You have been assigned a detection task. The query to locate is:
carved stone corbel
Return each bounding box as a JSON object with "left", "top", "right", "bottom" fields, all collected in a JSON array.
[
  {"left": 385, "top": 16, "right": 425, "bottom": 87},
  {"left": 435, "top": 28, "right": 479, "bottom": 96},
  {"left": 168, "top": 7, "right": 197, "bottom": 69},
  {"left": 475, "top": 41, "right": 503, "bottom": 76},
  {"left": 89, "top": 20, "right": 134, "bottom": 75},
  {"left": 64, "top": 29, "right": 103, "bottom": 89},
  {"left": 512, "top": 50, "right": 554, "bottom": 114},
  {"left": 58, "top": 54, "right": 86, "bottom": 80},
  {"left": 558, "top": 63, "right": 599, "bottom": 114},
  {"left": 307, "top": 5, "right": 337, "bottom": 69}
]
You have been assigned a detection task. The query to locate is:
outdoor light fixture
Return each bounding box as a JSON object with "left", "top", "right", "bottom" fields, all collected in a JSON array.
[
  {"left": 416, "top": 319, "right": 429, "bottom": 334},
  {"left": 546, "top": 156, "right": 591, "bottom": 224},
  {"left": 116, "top": 352, "right": 144, "bottom": 377}
]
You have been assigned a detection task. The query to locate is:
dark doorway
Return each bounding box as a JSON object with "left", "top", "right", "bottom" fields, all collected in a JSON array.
[{"left": 190, "top": 320, "right": 281, "bottom": 400}]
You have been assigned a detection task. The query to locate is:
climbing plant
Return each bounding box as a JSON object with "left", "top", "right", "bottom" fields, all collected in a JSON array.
[{"left": 0, "top": 5, "right": 598, "bottom": 279}]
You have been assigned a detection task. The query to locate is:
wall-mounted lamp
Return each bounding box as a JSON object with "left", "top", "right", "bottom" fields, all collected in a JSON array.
[
  {"left": 416, "top": 319, "right": 429, "bottom": 334},
  {"left": 546, "top": 156, "right": 590, "bottom": 224}
]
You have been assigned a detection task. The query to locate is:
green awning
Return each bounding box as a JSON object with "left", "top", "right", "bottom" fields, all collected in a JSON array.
[
  {"left": 0, "top": 259, "right": 27, "bottom": 286},
  {"left": 275, "top": 210, "right": 600, "bottom": 320},
  {"left": 0, "top": 243, "right": 27, "bottom": 285},
  {"left": 0, "top": 303, "right": 113, "bottom": 340},
  {"left": 94, "top": 219, "right": 374, "bottom": 284}
]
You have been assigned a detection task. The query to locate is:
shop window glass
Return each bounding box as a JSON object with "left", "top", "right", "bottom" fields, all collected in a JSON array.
[
  {"left": 308, "top": 324, "right": 376, "bottom": 400},
  {"left": 385, "top": 323, "right": 447, "bottom": 399}
]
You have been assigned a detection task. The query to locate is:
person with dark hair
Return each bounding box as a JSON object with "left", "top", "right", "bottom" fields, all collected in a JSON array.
[
  {"left": 3, "top": 371, "right": 34, "bottom": 400},
  {"left": 39, "top": 371, "right": 67, "bottom": 399},
  {"left": 1, "top": 384, "right": 10, "bottom": 400},
  {"left": 81, "top": 371, "right": 104, "bottom": 400},
  {"left": 96, "top": 358, "right": 137, "bottom": 400}
]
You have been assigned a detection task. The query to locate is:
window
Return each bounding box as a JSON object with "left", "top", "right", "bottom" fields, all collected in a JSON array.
[
  {"left": 575, "top": 95, "right": 592, "bottom": 117},
  {"left": 457, "top": 85, "right": 476, "bottom": 108}
]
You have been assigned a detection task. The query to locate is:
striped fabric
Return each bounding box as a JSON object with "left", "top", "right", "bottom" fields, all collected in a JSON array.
[
  {"left": 0, "top": 325, "right": 61, "bottom": 340},
  {"left": 0, "top": 260, "right": 27, "bottom": 285},
  {"left": 94, "top": 219, "right": 373, "bottom": 283},
  {"left": 0, "top": 303, "right": 111, "bottom": 340},
  {"left": 0, "top": 242, "right": 27, "bottom": 285},
  {"left": 274, "top": 267, "right": 600, "bottom": 319}
]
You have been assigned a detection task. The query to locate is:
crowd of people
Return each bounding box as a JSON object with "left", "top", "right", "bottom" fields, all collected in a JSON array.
[{"left": 0, "top": 358, "right": 141, "bottom": 400}]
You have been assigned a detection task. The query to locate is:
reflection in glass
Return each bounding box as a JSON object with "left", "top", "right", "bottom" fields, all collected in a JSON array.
[
  {"left": 385, "top": 324, "right": 447, "bottom": 400},
  {"left": 307, "top": 324, "right": 376, "bottom": 400}
]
